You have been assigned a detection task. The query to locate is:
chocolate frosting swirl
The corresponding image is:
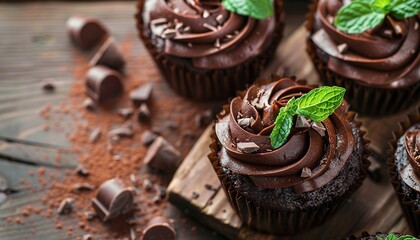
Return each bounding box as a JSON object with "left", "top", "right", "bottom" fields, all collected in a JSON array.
[
  {"left": 143, "top": 0, "right": 277, "bottom": 69},
  {"left": 311, "top": 0, "right": 420, "bottom": 88},
  {"left": 215, "top": 78, "right": 356, "bottom": 193}
]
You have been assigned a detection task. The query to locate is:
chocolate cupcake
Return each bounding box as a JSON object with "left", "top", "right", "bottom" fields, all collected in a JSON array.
[
  {"left": 307, "top": 0, "right": 420, "bottom": 116},
  {"left": 388, "top": 109, "right": 420, "bottom": 236},
  {"left": 209, "top": 77, "right": 369, "bottom": 234},
  {"left": 345, "top": 232, "right": 417, "bottom": 240},
  {"left": 136, "top": 0, "right": 284, "bottom": 101}
]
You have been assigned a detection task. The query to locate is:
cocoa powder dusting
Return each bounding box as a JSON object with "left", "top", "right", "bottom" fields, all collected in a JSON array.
[{"left": 10, "top": 34, "right": 221, "bottom": 239}]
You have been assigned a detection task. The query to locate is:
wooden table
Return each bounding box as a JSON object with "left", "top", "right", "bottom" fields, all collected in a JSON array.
[{"left": 0, "top": 1, "right": 416, "bottom": 240}]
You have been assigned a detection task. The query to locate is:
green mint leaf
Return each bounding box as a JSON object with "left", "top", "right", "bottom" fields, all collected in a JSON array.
[
  {"left": 377, "top": 238, "right": 384, "bottom": 240},
  {"left": 371, "top": 0, "right": 393, "bottom": 13},
  {"left": 397, "top": 235, "right": 419, "bottom": 240},
  {"left": 390, "top": 0, "right": 420, "bottom": 19},
  {"left": 269, "top": 98, "right": 296, "bottom": 149},
  {"left": 295, "top": 86, "right": 346, "bottom": 122},
  {"left": 385, "top": 234, "right": 398, "bottom": 240},
  {"left": 222, "top": 0, "right": 273, "bottom": 19},
  {"left": 334, "top": 1, "right": 386, "bottom": 34}
]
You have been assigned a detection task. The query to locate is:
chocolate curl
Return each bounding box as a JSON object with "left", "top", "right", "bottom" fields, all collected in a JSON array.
[
  {"left": 66, "top": 16, "right": 108, "bottom": 50},
  {"left": 86, "top": 66, "right": 123, "bottom": 104},
  {"left": 92, "top": 178, "right": 135, "bottom": 222},
  {"left": 142, "top": 217, "right": 176, "bottom": 240}
]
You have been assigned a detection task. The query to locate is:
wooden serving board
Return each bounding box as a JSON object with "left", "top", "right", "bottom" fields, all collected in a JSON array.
[{"left": 167, "top": 25, "right": 419, "bottom": 240}]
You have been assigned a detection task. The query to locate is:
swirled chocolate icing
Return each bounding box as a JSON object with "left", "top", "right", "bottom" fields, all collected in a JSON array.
[
  {"left": 142, "top": 0, "right": 277, "bottom": 69},
  {"left": 311, "top": 0, "right": 420, "bottom": 88},
  {"left": 215, "top": 78, "right": 356, "bottom": 193}
]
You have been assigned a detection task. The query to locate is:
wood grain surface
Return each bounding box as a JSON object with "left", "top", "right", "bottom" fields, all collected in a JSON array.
[{"left": 168, "top": 24, "right": 420, "bottom": 240}]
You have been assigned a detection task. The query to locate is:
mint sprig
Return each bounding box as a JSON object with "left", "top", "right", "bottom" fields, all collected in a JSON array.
[
  {"left": 377, "top": 233, "right": 419, "bottom": 240},
  {"left": 269, "top": 86, "right": 346, "bottom": 149},
  {"left": 334, "top": 0, "right": 420, "bottom": 34},
  {"left": 222, "top": 0, "right": 273, "bottom": 19}
]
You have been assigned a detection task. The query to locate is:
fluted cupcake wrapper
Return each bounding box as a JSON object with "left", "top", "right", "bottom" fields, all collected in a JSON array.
[
  {"left": 135, "top": 0, "right": 285, "bottom": 101},
  {"left": 306, "top": 0, "right": 420, "bottom": 116},
  {"left": 208, "top": 78, "right": 370, "bottom": 235},
  {"left": 388, "top": 108, "right": 420, "bottom": 236}
]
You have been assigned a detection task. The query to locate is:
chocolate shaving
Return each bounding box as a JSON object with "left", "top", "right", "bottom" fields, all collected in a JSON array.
[
  {"left": 301, "top": 167, "right": 312, "bottom": 178},
  {"left": 137, "top": 103, "right": 151, "bottom": 122},
  {"left": 57, "top": 198, "right": 74, "bottom": 215},
  {"left": 83, "top": 98, "right": 96, "bottom": 111},
  {"left": 118, "top": 108, "right": 134, "bottom": 119},
  {"left": 84, "top": 211, "right": 97, "bottom": 221},
  {"left": 75, "top": 164, "right": 89, "bottom": 177},
  {"left": 296, "top": 115, "right": 311, "bottom": 128},
  {"left": 311, "top": 122, "right": 326, "bottom": 137},
  {"left": 89, "top": 128, "right": 102, "bottom": 143},
  {"left": 238, "top": 117, "right": 254, "bottom": 128},
  {"left": 142, "top": 130, "right": 158, "bottom": 146},
  {"left": 237, "top": 142, "right": 259, "bottom": 153},
  {"left": 41, "top": 78, "right": 56, "bottom": 92},
  {"left": 337, "top": 43, "right": 348, "bottom": 54},
  {"left": 143, "top": 179, "right": 153, "bottom": 192},
  {"left": 108, "top": 127, "right": 133, "bottom": 138},
  {"left": 72, "top": 183, "right": 95, "bottom": 192}
]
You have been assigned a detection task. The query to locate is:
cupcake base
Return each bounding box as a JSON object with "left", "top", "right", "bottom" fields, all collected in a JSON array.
[
  {"left": 209, "top": 92, "right": 370, "bottom": 235},
  {"left": 388, "top": 109, "right": 420, "bottom": 236},
  {"left": 136, "top": 0, "right": 285, "bottom": 101}
]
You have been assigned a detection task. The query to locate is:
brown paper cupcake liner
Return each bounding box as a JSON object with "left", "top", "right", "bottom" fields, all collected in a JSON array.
[
  {"left": 136, "top": 0, "right": 285, "bottom": 101},
  {"left": 388, "top": 108, "right": 420, "bottom": 236},
  {"left": 208, "top": 78, "right": 370, "bottom": 235},
  {"left": 306, "top": 0, "right": 420, "bottom": 116}
]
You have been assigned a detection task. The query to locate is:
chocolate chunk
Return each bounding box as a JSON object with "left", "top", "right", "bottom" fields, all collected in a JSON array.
[
  {"left": 129, "top": 174, "right": 138, "bottom": 187},
  {"left": 301, "top": 167, "right": 312, "bottom": 178},
  {"left": 195, "top": 110, "right": 213, "bottom": 128},
  {"left": 66, "top": 16, "right": 108, "bottom": 49},
  {"left": 137, "top": 104, "right": 151, "bottom": 122},
  {"left": 156, "top": 186, "right": 167, "bottom": 199},
  {"left": 84, "top": 211, "right": 97, "bottom": 221},
  {"left": 118, "top": 108, "right": 134, "bottom": 119},
  {"left": 75, "top": 164, "right": 89, "bottom": 177},
  {"left": 237, "top": 117, "right": 254, "bottom": 128},
  {"left": 83, "top": 98, "right": 96, "bottom": 111},
  {"left": 82, "top": 234, "right": 93, "bottom": 240},
  {"left": 165, "top": 120, "right": 179, "bottom": 130},
  {"left": 311, "top": 122, "right": 326, "bottom": 137},
  {"left": 192, "top": 192, "right": 199, "bottom": 200},
  {"left": 57, "top": 198, "right": 74, "bottom": 215},
  {"left": 108, "top": 127, "right": 133, "bottom": 138},
  {"left": 86, "top": 66, "right": 123, "bottom": 104},
  {"left": 237, "top": 142, "right": 259, "bottom": 153},
  {"left": 152, "top": 195, "right": 161, "bottom": 204},
  {"left": 72, "top": 183, "right": 95, "bottom": 192},
  {"left": 142, "top": 217, "right": 176, "bottom": 240},
  {"left": 337, "top": 43, "right": 348, "bottom": 54},
  {"left": 142, "top": 130, "right": 158, "bottom": 146},
  {"left": 142, "top": 179, "right": 153, "bottom": 192},
  {"left": 143, "top": 137, "right": 182, "bottom": 173},
  {"left": 162, "top": 29, "right": 178, "bottom": 39},
  {"left": 89, "top": 128, "right": 102, "bottom": 143},
  {"left": 130, "top": 83, "right": 153, "bottom": 107},
  {"left": 89, "top": 37, "right": 125, "bottom": 71},
  {"left": 92, "top": 178, "right": 135, "bottom": 222},
  {"left": 296, "top": 116, "right": 311, "bottom": 128},
  {"left": 41, "top": 78, "right": 56, "bottom": 92}
]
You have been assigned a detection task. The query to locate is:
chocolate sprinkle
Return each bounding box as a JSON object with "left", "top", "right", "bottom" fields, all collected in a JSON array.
[{"left": 237, "top": 142, "right": 260, "bottom": 153}]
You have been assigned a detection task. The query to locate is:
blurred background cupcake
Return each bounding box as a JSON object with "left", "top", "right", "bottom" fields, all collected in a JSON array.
[
  {"left": 388, "top": 108, "right": 420, "bottom": 236},
  {"left": 136, "top": 0, "right": 285, "bottom": 101},
  {"left": 307, "top": 0, "right": 420, "bottom": 116},
  {"left": 209, "top": 76, "right": 369, "bottom": 234}
]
